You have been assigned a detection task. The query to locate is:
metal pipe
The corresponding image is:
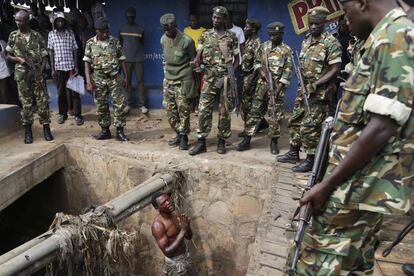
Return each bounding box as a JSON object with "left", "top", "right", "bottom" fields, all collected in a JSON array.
[{"left": 0, "top": 173, "right": 176, "bottom": 276}]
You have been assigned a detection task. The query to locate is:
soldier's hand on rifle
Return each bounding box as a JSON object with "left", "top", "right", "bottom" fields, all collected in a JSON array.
[
  {"left": 311, "top": 81, "right": 319, "bottom": 92},
  {"left": 191, "top": 57, "right": 201, "bottom": 68},
  {"left": 86, "top": 81, "right": 94, "bottom": 93},
  {"left": 16, "top": 57, "right": 26, "bottom": 65},
  {"left": 300, "top": 180, "right": 332, "bottom": 213}
]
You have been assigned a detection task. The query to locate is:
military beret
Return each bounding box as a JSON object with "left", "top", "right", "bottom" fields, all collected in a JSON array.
[
  {"left": 267, "top": 22, "right": 284, "bottom": 32},
  {"left": 308, "top": 6, "right": 330, "bottom": 20},
  {"left": 160, "top": 13, "right": 176, "bottom": 25},
  {"left": 213, "top": 6, "right": 228, "bottom": 17},
  {"left": 246, "top": 18, "right": 261, "bottom": 30},
  {"left": 125, "top": 7, "right": 136, "bottom": 16},
  {"left": 95, "top": 18, "right": 109, "bottom": 30}
]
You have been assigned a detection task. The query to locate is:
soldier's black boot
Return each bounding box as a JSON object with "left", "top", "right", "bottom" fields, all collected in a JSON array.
[
  {"left": 238, "top": 131, "right": 246, "bottom": 138},
  {"left": 403, "top": 264, "right": 414, "bottom": 276},
  {"left": 270, "top": 138, "right": 279, "bottom": 155},
  {"left": 292, "top": 155, "right": 314, "bottom": 173},
  {"left": 276, "top": 145, "right": 300, "bottom": 164},
  {"left": 237, "top": 136, "right": 251, "bottom": 151},
  {"left": 95, "top": 127, "right": 111, "bottom": 140},
  {"left": 116, "top": 127, "right": 129, "bottom": 141},
  {"left": 217, "top": 138, "right": 226, "bottom": 154},
  {"left": 24, "top": 124, "right": 33, "bottom": 144},
  {"left": 189, "top": 138, "right": 206, "bottom": 156},
  {"left": 43, "top": 124, "right": 54, "bottom": 141},
  {"left": 179, "top": 135, "right": 189, "bottom": 150},
  {"left": 168, "top": 133, "right": 181, "bottom": 147},
  {"left": 257, "top": 118, "right": 269, "bottom": 133}
]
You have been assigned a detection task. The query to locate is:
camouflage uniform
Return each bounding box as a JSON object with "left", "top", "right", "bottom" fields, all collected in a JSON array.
[
  {"left": 245, "top": 40, "right": 293, "bottom": 138},
  {"left": 6, "top": 30, "right": 51, "bottom": 126},
  {"left": 291, "top": 8, "right": 414, "bottom": 275},
  {"left": 241, "top": 36, "right": 261, "bottom": 122},
  {"left": 288, "top": 31, "right": 341, "bottom": 154},
  {"left": 196, "top": 28, "right": 239, "bottom": 139},
  {"left": 160, "top": 30, "right": 196, "bottom": 135},
  {"left": 83, "top": 36, "right": 126, "bottom": 128}
]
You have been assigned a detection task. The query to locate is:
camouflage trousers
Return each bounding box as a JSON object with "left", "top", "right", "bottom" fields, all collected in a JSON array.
[
  {"left": 287, "top": 96, "right": 329, "bottom": 155},
  {"left": 245, "top": 82, "right": 281, "bottom": 138},
  {"left": 241, "top": 72, "right": 258, "bottom": 122},
  {"left": 196, "top": 74, "right": 233, "bottom": 139},
  {"left": 163, "top": 79, "right": 191, "bottom": 135},
  {"left": 92, "top": 73, "right": 126, "bottom": 128},
  {"left": 287, "top": 205, "right": 383, "bottom": 275},
  {"left": 15, "top": 70, "right": 51, "bottom": 125}
]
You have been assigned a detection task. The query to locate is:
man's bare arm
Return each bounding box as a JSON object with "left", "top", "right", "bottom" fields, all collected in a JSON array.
[
  {"left": 301, "top": 114, "right": 399, "bottom": 212},
  {"left": 85, "top": 61, "right": 93, "bottom": 91}
]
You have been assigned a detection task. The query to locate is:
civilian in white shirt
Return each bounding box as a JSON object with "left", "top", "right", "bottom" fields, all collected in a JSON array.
[{"left": 0, "top": 39, "right": 11, "bottom": 104}]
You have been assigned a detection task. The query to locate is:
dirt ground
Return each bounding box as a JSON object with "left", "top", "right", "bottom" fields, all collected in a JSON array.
[{"left": 0, "top": 107, "right": 300, "bottom": 178}]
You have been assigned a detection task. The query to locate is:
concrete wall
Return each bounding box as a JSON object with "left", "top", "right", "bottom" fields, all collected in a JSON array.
[{"left": 63, "top": 144, "right": 279, "bottom": 275}]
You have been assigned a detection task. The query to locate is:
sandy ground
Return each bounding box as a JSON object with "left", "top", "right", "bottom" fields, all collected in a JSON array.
[{"left": 0, "top": 107, "right": 301, "bottom": 179}]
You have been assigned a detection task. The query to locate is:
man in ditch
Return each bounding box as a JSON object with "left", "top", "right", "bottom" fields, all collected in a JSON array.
[{"left": 151, "top": 192, "right": 194, "bottom": 275}]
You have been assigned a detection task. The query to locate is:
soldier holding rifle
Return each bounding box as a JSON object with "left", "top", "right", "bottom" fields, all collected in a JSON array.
[{"left": 277, "top": 7, "right": 341, "bottom": 173}]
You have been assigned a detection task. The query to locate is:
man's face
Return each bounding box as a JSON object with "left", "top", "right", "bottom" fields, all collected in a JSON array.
[
  {"left": 268, "top": 31, "right": 283, "bottom": 45},
  {"left": 338, "top": 17, "right": 349, "bottom": 34},
  {"left": 162, "top": 24, "right": 177, "bottom": 38},
  {"left": 341, "top": 1, "right": 371, "bottom": 40},
  {"left": 15, "top": 12, "right": 29, "bottom": 31},
  {"left": 243, "top": 23, "right": 255, "bottom": 37},
  {"left": 96, "top": 29, "right": 109, "bottom": 41},
  {"left": 156, "top": 194, "right": 175, "bottom": 213},
  {"left": 308, "top": 17, "right": 325, "bottom": 36},
  {"left": 55, "top": 18, "right": 65, "bottom": 31},
  {"left": 212, "top": 14, "right": 225, "bottom": 28},
  {"left": 127, "top": 15, "right": 135, "bottom": 25},
  {"left": 189, "top": 15, "right": 199, "bottom": 29}
]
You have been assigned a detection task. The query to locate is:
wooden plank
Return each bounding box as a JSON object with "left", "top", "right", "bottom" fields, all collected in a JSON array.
[
  {"left": 259, "top": 252, "right": 287, "bottom": 271},
  {"left": 259, "top": 242, "right": 288, "bottom": 258},
  {"left": 375, "top": 242, "right": 414, "bottom": 264},
  {"left": 375, "top": 260, "right": 405, "bottom": 276}
]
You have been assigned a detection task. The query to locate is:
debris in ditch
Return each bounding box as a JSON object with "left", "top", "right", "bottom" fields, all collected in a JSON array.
[{"left": 46, "top": 207, "right": 137, "bottom": 276}]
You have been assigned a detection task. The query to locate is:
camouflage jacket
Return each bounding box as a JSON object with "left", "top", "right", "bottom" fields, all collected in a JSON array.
[
  {"left": 83, "top": 35, "right": 126, "bottom": 75},
  {"left": 327, "top": 8, "right": 414, "bottom": 215},
  {"left": 242, "top": 36, "right": 261, "bottom": 74},
  {"left": 261, "top": 41, "right": 293, "bottom": 86},
  {"left": 198, "top": 28, "right": 239, "bottom": 75},
  {"left": 299, "top": 31, "right": 341, "bottom": 100},
  {"left": 6, "top": 29, "right": 48, "bottom": 73}
]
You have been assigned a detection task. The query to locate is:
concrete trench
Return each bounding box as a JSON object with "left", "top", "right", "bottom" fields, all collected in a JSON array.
[{"left": 0, "top": 141, "right": 281, "bottom": 275}]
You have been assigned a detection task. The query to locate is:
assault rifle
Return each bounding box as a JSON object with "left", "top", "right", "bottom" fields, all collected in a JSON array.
[
  {"left": 291, "top": 51, "right": 311, "bottom": 113},
  {"left": 287, "top": 116, "right": 335, "bottom": 275},
  {"left": 263, "top": 51, "right": 277, "bottom": 120},
  {"left": 218, "top": 41, "right": 240, "bottom": 116},
  {"left": 15, "top": 41, "right": 44, "bottom": 86}
]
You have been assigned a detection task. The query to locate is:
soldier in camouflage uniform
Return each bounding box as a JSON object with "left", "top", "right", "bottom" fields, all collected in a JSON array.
[
  {"left": 189, "top": 6, "right": 239, "bottom": 155},
  {"left": 160, "top": 13, "right": 197, "bottom": 150},
  {"left": 237, "top": 22, "right": 293, "bottom": 154},
  {"left": 84, "top": 18, "right": 129, "bottom": 142},
  {"left": 277, "top": 7, "right": 342, "bottom": 173},
  {"left": 240, "top": 18, "right": 262, "bottom": 127},
  {"left": 6, "top": 10, "right": 54, "bottom": 144},
  {"left": 287, "top": 1, "right": 414, "bottom": 274}
]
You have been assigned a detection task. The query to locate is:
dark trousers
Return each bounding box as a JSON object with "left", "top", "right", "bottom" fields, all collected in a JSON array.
[
  {"left": 125, "top": 62, "right": 145, "bottom": 107},
  {"left": 0, "top": 76, "right": 20, "bottom": 106},
  {"left": 56, "top": 70, "right": 81, "bottom": 117}
]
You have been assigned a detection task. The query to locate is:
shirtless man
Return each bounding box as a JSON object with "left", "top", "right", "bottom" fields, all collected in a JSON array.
[{"left": 151, "top": 192, "right": 193, "bottom": 276}]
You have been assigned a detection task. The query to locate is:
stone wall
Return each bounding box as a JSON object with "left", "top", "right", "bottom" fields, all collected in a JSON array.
[{"left": 63, "top": 144, "right": 278, "bottom": 275}]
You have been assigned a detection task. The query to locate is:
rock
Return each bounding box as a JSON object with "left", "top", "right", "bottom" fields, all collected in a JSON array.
[
  {"left": 207, "top": 201, "right": 232, "bottom": 226},
  {"left": 232, "top": 195, "right": 261, "bottom": 221}
]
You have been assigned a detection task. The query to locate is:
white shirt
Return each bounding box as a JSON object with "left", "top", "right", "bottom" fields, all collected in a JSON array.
[
  {"left": 229, "top": 24, "right": 245, "bottom": 63},
  {"left": 0, "top": 40, "right": 10, "bottom": 79}
]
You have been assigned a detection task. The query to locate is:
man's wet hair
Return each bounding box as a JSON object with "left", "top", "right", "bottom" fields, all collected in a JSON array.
[{"left": 151, "top": 191, "right": 166, "bottom": 209}]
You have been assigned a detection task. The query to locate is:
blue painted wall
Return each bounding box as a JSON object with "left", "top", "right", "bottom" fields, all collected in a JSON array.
[{"left": 96, "top": 0, "right": 305, "bottom": 110}]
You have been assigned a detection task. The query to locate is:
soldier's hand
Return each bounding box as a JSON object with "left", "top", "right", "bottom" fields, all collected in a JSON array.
[
  {"left": 311, "top": 82, "right": 318, "bottom": 92},
  {"left": 17, "top": 57, "right": 26, "bottom": 65},
  {"left": 178, "top": 214, "right": 190, "bottom": 232},
  {"left": 299, "top": 180, "right": 332, "bottom": 213},
  {"left": 123, "top": 77, "right": 129, "bottom": 89},
  {"left": 52, "top": 70, "right": 57, "bottom": 81},
  {"left": 86, "top": 82, "right": 94, "bottom": 92}
]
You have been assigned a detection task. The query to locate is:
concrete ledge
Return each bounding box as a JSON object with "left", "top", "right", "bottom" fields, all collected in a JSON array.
[
  {"left": 0, "top": 145, "right": 65, "bottom": 212},
  {"left": 0, "top": 104, "right": 21, "bottom": 138}
]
